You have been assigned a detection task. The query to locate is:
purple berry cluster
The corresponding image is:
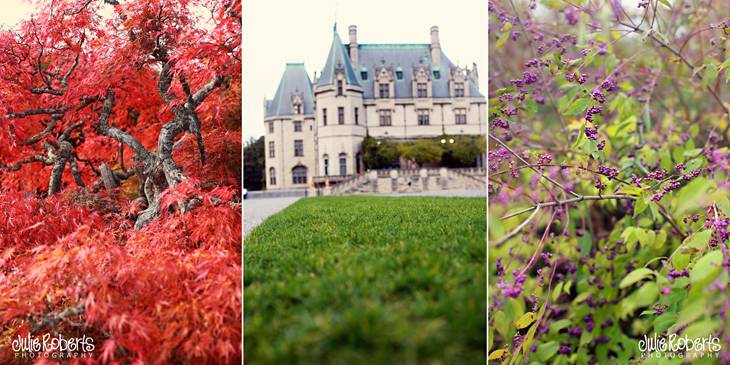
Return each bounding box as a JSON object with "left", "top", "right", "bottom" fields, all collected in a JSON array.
[
  {"left": 585, "top": 125, "right": 599, "bottom": 140},
  {"left": 668, "top": 268, "right": 689, "bottom": 280},
  {"left": 497, "top": 270, "right": 527, "bottom": 298},
  {"left": 598, "top": 163, "right": 619, "bottom": 180}
]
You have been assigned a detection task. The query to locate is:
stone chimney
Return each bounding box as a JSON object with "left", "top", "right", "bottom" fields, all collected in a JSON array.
[
  {"left": 348, "top": 25, "right": 358, "bottom": 68},
  {"left": 430, "top": 26, "right": 441, "bottom": 67},
  {"left": 471, "top": 62, "right": 479, "bottom": 89}
]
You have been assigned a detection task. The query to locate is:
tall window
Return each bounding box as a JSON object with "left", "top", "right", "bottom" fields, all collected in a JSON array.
[
  {"left": 294, "top": 140, "right": 303, "bottom": 157},
  {"left": 417, "top": 83, "right": 428, "bottom": 98},
  {"left": 337, "top": 79, "right": 343, "bottom": 96},
  {"left": 455, "top": 108, "right": 467, "bottom": 124},
  {"left": 417, "top": 109, "right": 430, "bottom": 125},
  {"left": 323, "top": 155, "right": 329, "bottom": 176},
  {"left": 269, "top": 167, "right": 276, "bottom": 185},
  {"left": 338, "top": 107, "right": 344, "bottom": 125},
  {"left": 293, "top": 120, "right": 302, "bottom": 132},
  {"left": 378, "top": 110, "right": 392, "bottom": 126},
  {"left": 293, "top": 102, "right": 302, "bottom": 114},
  {"left": 268, "top": 122, "right": 274, "bottom": 133},
  {"left": 455, "top": 82, "right": 465, "bottom": 97},
  {"left": 292, "top": 165, "right": 307, "bottom": 184},
  {"left": 322, "top": 108, "right": 327, "bottom": 126},
  {"left": 379, "top": 83, "right": 389, "bottom": 98},
  {"left": 339, "top": 153, "right": 347, "bottom": 175},
  {"left": 354, "top": 107, "right": 359, "bottom": 125},
  {"left": 268, "top": 141, "right": 275, "bottom": 158}
]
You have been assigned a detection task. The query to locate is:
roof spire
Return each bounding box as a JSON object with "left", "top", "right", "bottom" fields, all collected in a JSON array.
[{"left": 333, "top": 22, "right": 337, "bottom": 32}]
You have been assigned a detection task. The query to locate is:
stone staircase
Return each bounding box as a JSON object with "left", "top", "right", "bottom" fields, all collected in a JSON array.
[{"left": 326, "top": 167, "right": 486, "bottom": 195}]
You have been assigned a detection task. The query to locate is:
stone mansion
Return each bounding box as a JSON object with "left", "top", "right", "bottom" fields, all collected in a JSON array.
[{"left": 264, "top": 24, "right": 486, "bottom": 190}]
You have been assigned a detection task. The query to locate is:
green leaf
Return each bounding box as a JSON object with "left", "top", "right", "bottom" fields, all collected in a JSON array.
[
  {"left": 524, "top": 98, "right": 538, "bottom": 116},
  {"left": 689, "top": 250, "right": 723, "bottom": 284},
  {"left": 683, "top": 148, "right": 702, "bottom": 158},
  {"left": 684, "top": 319, "right": 720, "bottom": 339},
  {"left": 673, "top": 177, "right": 713, "bottom": 215},
  {"left": 672, "top": 253, "right": 690, "bottom": 270},
  {"left": 515, "top": 312, "right": 537, "bottom": 329},
  {"left": 552, "top": 282, "right": 564, "bottom": 302},
  {"left": 496, "top": 87, "right": 514, "bottom": 96},
  {"left": 634, "top": 195, "right": 648, "bottom": 217},
  {"left": 685, "top": 230, "right": 712, "bottom": 250},
  {"left": 521, "top": 300, "right": 547, "bottom": 357},
  {"left": 495, "top": 34, "right": 508, "bottom": 49},
  {"left": 657, "top": 0, "right": 671, "bottom": 7},
  {"left": 702, "top": 64, "right": 718, "bottom": 89},
  {"left": 549, "top": 319, "right": 572, "bottom": 334},
  {"left": 653, "top": 313, "right": 678, "bottom": 333},
  {"left": 620, "top": 268, "right": 655, "bottom": 289},
  {"left": 654, "top": 230, "right": 667, "bottom": 248},
  {"left": 566, "top": 97, "right": 592, "bottom": 116},
  {"left": 536, "top": 341, "right": 560, "bottom": 362},
  {"left": 572, "top": 291, "right": 591, "bottom": 304},
  {"left": 489, "top": 349, "right": 507, "bottom": 360}
]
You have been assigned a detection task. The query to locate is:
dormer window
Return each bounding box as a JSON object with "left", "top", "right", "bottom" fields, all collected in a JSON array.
[
  {"left": 412, "top": 65, "right": 431, "bottom": 99},
  {"left": 337, "top": 79, "right": 343, "bottom": 96},
  {"left": 396, "top": 68, "right": 403, "bottom": 80},
  {"left": 379, "top": 83, "right": 389, "bottom": 98},
  {"left": 433, "top": 70, "right": 441, "bottom": 79},
  {"left": 455, "top": 82, "right": 465, "bottom": 97},
  {"left": 291, "top": 93, "right": 303, "bottom": 114},
  {"left": 450, "top": 67, "right": 469, "bottom": 97},
  {"left": 361, "top": 70, "right": 368, "bottom": 80},
  {"left": 417, "top": 83, "right": 428, "bottom": 98},
  {"left": 375, "top": 66, "right": 393, "bottom": 99}
]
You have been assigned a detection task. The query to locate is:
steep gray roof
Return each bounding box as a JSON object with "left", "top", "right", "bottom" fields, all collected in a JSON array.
[
  {"left": 353, "top": 44, "right": 482, "bottom": 99},
  {"left": 265, "top": 63, "right": 315, "bottom": 117},
  {"left": 317, "top": 30, "right": 360, "bottom": 87}
]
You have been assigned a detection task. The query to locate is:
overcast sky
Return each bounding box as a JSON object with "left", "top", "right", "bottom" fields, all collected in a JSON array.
[
  {"left": 0, "top": 0, "right": 30, "bottom": 28},
  {"left": 243, "top": 0, "right": 488, "bottom": 141}
]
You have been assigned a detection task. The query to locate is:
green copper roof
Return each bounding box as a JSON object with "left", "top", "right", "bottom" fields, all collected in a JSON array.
[
  {"left": 317, "top": 30, "right": 360, "bottom": 87},
  {"left": 265, "top": 63, "right": 314, "bottom": 117}
]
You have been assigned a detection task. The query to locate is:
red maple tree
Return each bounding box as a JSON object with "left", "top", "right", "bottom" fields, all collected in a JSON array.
[{"left": 0, "top": 0, "right": 242, "bottom": 363}]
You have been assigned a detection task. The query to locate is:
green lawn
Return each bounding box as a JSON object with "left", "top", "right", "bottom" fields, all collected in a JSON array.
[{"left": 244, "top": 196, "right": 486, "bottom": 365}]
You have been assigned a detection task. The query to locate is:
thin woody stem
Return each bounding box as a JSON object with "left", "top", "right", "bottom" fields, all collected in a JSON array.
[
  {"left": 501, "top": 194, "right": 637, "bottom": 220},
  {"left": 491, "top": 163, "right": 632, "bottom": 186},
  {"left": 489, "top": 133, "right": 581, "bottom": 198},
  {"left": 493, "top": 205, "right": 541, "bottom": 246}
]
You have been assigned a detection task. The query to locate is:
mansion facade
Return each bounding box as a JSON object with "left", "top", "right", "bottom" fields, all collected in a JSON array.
[{"left": 264, "top": 25, "right": 486, "bottom": 190}]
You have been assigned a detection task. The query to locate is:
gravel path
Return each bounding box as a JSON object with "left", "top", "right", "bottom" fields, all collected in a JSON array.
[{"left": 244, "top": 197, "right": 301, "bottom": 236}]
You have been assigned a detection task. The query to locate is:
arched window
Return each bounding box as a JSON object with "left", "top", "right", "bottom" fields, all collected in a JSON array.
[
  {"left": 339, "top": 153, "right": 347, "bottom": 176},
  {"left": 269, "top": 167, "right": 276, "bottom": 185},
  {"left": 323, "top": 155, "right": 329, "bottom": 176},
  {"left": 292, "top": 165, "right": 307, "bottom": 184}
]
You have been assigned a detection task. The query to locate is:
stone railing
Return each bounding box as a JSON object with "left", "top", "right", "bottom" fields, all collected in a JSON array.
[{"left": 325, "top": 167, "right": 486, "bottom": 195}]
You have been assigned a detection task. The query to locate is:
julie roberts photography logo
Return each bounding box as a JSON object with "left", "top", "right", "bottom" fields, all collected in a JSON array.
[
  {"left": 639, "top": 333, "right": 722, "bottom": 359},
  {"left": 12, "top": 333, "right": 95, "bottom": 360}
]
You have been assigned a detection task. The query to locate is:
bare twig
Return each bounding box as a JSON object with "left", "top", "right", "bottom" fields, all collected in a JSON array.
[
  {"left": 501, "top": 194, "right": 637, "bottom": 220},
  {"left": 494, "top": 204, "right": 542, "bottom": 246},
  {"left": 489, "top": 133, "right": 580, "bottom": 198}
]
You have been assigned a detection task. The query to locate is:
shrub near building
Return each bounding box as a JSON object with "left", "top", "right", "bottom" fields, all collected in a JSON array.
[{"left": 362, "top": 135, "right": 486, "bottom": 170}]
